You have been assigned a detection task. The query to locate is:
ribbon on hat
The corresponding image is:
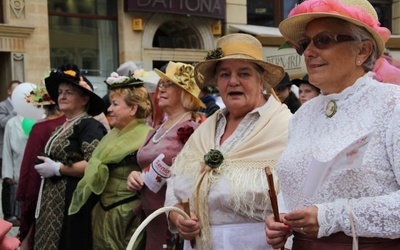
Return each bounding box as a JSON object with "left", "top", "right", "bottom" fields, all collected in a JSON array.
[
  {"left": 221, "top": 41, "right": 263, "bottom": 60},
  {"left": 372, "top": 55, "right": 400, "bottom": 85}
]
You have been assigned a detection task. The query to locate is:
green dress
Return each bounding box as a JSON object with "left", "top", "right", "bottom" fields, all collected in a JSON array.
[
  {"left": 92, "top": 153, "right": 143, "bottom": 250},
  {"left": 69, "top": 119, "right": 151, "bottom": 250}
]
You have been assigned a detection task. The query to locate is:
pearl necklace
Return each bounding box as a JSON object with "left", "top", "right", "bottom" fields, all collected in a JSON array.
[{"left": 152, "top": 112, "right": 190, "bottom": 144}]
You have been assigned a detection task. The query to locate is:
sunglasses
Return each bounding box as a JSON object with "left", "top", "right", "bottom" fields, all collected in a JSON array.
[{"left": 296, "top": 33, "right": 356, "bottom": 55}]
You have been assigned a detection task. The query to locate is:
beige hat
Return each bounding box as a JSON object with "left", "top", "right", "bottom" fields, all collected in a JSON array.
[
  {"left": 194, "top": 33, "right": 285, "bottom": 88},
  {"left": 135, "top": 70, "right": 160, "bottom": 93},
  {"left": 117, "top": 61, "right": 138, "bottom": 77},
  {"left": 154, "top": 61, "right": 205, "bottom": 108},
  {"left": 278, "top": 0, "right": 391, "bottom": 57}
]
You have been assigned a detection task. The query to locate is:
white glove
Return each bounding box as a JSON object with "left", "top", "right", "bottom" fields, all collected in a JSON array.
[{"left": 34, "top": 157, "right": 62, "bottom": 178}]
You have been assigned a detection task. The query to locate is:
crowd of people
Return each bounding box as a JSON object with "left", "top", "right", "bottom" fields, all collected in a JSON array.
[{"left": 0, "top": 0, "right": 399, "bottom": 249}]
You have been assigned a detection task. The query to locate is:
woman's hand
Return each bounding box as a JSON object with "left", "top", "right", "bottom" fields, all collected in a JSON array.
[
  {"left": 34, "top": 156, "right": 62, "bottom": 178},
  {"left": 265, "top": 213, "right": 291, "bottom": 249},
  {"left": 126, "top": 170, "right": 143, "bottom": 192},
  {"left": 284, "top": 205, "right": 319, "bottom": 237},
  {"left": 170, "top": 210, "right": 200, "bottom": 240}
]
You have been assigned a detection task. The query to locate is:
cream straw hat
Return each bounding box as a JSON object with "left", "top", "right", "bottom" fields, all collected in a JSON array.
[{"left": 194, "top": 33, "right": 285, "bottom": 88}]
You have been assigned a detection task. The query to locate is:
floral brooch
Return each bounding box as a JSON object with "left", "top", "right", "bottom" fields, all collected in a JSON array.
[{"left": 204, "top": 149, "right": 224, "bottom": 169}]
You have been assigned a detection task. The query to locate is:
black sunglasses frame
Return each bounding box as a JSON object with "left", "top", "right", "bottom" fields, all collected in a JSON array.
[{"left": 296, "top": 33, "right": 356, "bottom": 55}]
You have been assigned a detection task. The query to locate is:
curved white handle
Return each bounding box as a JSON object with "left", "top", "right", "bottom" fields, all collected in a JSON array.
[{"left": 126, "top": 206, "right": 190, "bottom": 250}]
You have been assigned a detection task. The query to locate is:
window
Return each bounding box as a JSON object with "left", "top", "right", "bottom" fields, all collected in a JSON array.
[
  {"left": 247, "top": 0, "right": 303, "bottom": 27},
  {"left": 370, "top": 0, "right": 392, "bottom": 30},
  {"left": 248, "top": 0, "right": 392, "bottom": 31},
  {"left": 48, "top": 0, "right": 118, "bottom": 78},
  {"left": 153, "top": 21, "right": 201, "bottom": 49},
  {"left": 0, "top": 0, "right": 3, "bottom": 23}
]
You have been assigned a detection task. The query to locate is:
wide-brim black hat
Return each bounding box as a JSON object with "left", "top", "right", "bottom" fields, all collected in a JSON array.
[
  {"left": 274, "top": 72, "right": 292, "bottom": 88},
  {"left": 45, "top": 63, "right": 105, "bottom": 116},
  {"left": 291, "top": 74, "right": 310, "bottom": 87}
]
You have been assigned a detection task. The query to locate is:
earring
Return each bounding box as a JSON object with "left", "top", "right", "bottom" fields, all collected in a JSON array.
[{"left": 357, "top": 60, "right": 361, "bottom": 65}]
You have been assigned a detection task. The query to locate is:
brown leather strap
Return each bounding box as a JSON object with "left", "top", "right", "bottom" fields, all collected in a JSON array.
[{"left": 292, "top": 232, "right": 400, "bottom": 250}]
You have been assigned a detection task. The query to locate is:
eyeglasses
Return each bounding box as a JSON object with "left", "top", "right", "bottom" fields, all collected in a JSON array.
[
  {"left": 296, "top": 33, "right": 356, "bottom": 55},
  {"left": 158, "top": 82, "right": 175, "bottom": 90}
]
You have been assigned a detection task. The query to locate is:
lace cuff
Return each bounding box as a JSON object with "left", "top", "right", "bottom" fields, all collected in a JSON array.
[{"left": 315, "top": 199, "right": 348, "bottom": 238}]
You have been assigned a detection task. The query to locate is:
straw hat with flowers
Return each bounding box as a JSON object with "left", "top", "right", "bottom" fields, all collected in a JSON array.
[
  {"left": 278, "top": 0, "right": 391, "bottom": 57},
  {"left": 155, "top": 61, "right": 205, "bottom": 108},
  {"left": 25, "top": 83, "right": 55, "bottom": 106},
  {"left": 194, "top": 33, "right": 285, "bottom": 88}
]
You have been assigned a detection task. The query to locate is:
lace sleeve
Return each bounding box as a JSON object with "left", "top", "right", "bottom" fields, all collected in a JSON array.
[{"left": 316, "top": 102, "right": 400, "bottom": 239}]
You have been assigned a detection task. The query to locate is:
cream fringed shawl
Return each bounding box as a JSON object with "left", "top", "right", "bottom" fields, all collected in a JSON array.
[{"left": 171, "top": 98, "right": 292, "bottom": 249}]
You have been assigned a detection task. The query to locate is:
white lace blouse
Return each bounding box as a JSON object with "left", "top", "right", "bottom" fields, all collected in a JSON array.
[{"left": 277, "top": 72, "right": 400, "bottom": 239}]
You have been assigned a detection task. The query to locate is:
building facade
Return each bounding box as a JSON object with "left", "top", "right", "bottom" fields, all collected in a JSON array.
[{"left": 0, "top": 0, "right": 399, "bottom": 99}]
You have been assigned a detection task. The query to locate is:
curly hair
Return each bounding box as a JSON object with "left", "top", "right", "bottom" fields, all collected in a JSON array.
[{"left": 109, "top": 86, "right": 152, "bottom": 119}]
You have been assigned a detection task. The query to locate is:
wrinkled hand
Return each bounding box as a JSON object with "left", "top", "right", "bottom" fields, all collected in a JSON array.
[
  {"left": 34, "top": 156, "right": 61, "bottom": 178},
  {"left": 127, "top": 171, "right": 143, "bottom": 192},
  {"left": 265, "top": 213, "right": 291, "bottom": 249},
  {"left": 284, "top": 205, "right": 319, "bottom": 237},
  {"left": 173, "top": 211, "right": 200, "bottom": 240}
]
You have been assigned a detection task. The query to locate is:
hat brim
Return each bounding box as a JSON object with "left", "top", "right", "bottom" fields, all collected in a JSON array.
[
  {"left": 291, "top": 78, "right": 310, "bottom": 87},
  {"left": 194, "top": 56, "right": 285, "bottom": 88},
  {"left": 45, "top": 76, "right": 105, "bottom": 116},
  {"left": 278, "top": 13, "right": 385, "bottom": 57},
  {"left": 154, "top": 68, "right": 205, "bottom": 108}
]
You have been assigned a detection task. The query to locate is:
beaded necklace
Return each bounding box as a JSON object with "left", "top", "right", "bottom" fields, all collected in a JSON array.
[{"left": 152, "top": 112, "right": 190, "bottom": 144}]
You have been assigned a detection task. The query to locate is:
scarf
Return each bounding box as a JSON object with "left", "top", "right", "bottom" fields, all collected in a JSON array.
[
  {"left": 68, "top": 119, "right": 151, "bottom": 215},
  {"left": 171, "top": 97, "right": 292, "bottom": 249}
]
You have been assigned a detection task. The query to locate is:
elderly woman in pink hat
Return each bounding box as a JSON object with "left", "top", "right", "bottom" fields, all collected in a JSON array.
[{"left": 266, "top": 0, "right": 400, "bottom": 249}]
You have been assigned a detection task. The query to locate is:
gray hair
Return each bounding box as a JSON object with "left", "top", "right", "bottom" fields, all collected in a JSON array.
[{"left": 344, "top": 21, "right": 378, "bottom": 71}]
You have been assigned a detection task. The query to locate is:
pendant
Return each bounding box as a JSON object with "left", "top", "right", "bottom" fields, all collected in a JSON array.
[{"left": 325, "top": 100, "right": 337, "bottom": 118}]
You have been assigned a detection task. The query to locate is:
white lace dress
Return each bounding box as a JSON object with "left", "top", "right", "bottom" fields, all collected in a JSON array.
[{"left": 277, "top": 72, "right": 400, "bottom": 239}]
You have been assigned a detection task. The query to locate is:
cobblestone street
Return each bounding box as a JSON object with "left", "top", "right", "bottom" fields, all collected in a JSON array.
[{"left": 0, "top": 179, "right": 19, "bottom": 237}]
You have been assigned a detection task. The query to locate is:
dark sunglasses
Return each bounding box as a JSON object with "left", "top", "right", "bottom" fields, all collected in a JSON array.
[{"left": 296, "top": 33, "right": 356, "bottom": 55}]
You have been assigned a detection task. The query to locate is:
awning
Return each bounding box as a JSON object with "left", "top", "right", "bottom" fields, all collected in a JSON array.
[
  {"left": 229, "top": 24, "right": 282, "bottom": 37},
  {"left": 229, "top": 24, "right": 285, "bottom": 46}
]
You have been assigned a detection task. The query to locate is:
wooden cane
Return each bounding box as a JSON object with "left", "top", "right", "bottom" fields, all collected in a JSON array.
[
  {"left": 265, "top": 167, "right": 285, "bottom": 250},
  {"left": 182, "top": 199, "right": 196, "bottom": 249}
]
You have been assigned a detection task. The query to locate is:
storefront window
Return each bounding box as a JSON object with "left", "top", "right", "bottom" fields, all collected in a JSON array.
[
  {"left": 48, "top": 0, "right": 118, "bottom": 78},
  {"left": 370, "top": 1, "right": 392, "bottom": 30},
  {"left": 247, "top": 0, "right": 275, "bottom": 26},
  {"left": 248, "top": 0, "right": 392, "bottom": 30}
]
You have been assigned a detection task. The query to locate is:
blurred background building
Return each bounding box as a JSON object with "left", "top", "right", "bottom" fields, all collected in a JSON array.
[{"left": 0, "top": 0, "right": 399, "bottom": 99}]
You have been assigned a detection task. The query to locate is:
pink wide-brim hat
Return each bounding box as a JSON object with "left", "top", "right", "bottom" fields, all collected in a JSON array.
[{"left": 278, "top": 0, "right": 391, "bottom": 57}]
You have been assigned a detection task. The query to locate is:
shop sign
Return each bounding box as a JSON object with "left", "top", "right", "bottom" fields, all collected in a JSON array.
[
  {"left": 264, "top": 47, "right": 306, "bottom": 76},
  {"left": 124, "top": 0, "right": 225, "bottom": 19}
]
